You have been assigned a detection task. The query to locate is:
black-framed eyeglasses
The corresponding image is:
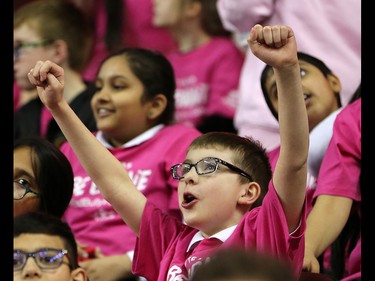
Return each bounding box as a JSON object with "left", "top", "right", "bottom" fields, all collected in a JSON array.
[
  {"left": 14, "top": 39, "right": 55, "bottom": 59},
  {"left": 171, "top": 157, "right": 253, "bottom": 181},
  {"left": 14, "top": 179, "right": 40, "bottom": 200},
  {"left": 14, "top": 248, "right": 70, "bottom": 271}
]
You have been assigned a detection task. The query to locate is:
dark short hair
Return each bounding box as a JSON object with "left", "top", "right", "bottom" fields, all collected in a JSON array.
[
  {"left": 97, "top": 48, "right": 176, "bottom": 125},
  {"left": 14, "top": 211, "right": 79, "bottom": 270},
  {"left": 14, "top": 137, "right": 74, "bottom": 218},
  {"left": 188, "top": 132, "right": 272, "bottom": 207},
  {"left": 191, "top": 247, "right": 297, "bottom": 281}
]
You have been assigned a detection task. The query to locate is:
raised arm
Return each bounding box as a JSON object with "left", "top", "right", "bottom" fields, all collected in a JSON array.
[
  {"left": 248, "top": 25, "right": 309, "bottom": 231},
  {"left": 28, "top": 60, "right": 146, "bottom": 235}
]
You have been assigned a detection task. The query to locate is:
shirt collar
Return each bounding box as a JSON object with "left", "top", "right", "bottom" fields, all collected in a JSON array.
[
  {"left": 186, "top": 225, "right": 237, "bottom": 252},
  {"left": 97, "top": 124, "right": 165, "bottom": 148}
]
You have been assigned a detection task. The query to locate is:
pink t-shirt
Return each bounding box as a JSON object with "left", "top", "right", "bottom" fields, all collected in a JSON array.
[
  {"left": 314, "top": 98, "right": 361, "bottom": 279},
  {"left": 314, "top": 98, "right": 361, "bottom": 201},
  {"left": 167, "top": 37, "right": 244, "bottom": 128},
  {"left": 82, "top": 0, "right": 177, "bottom": 82},
  {"left": 132, "top": 181, "right": 306, "bottom": 281},
  {"left": 60, "top": 124, "right": 201, "bottom": 255},
  {"left": 217, "top": 0, "right": 361, "bottom": 151},
  {"left": 14, "top": 82, "right": 21, "bottom": 112}
]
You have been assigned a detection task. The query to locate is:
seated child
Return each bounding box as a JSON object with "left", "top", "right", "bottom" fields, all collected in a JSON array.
[{"left": 27, "top": 24, "right": 309, "bottom": 280}]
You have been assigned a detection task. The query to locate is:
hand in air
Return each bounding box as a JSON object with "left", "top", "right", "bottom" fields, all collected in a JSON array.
[
  {"left": 28, "top": 60, "right": 66, "bottom": 110},
  {"left": 247, "top": 24, "right": 298, "bottom": 69}
]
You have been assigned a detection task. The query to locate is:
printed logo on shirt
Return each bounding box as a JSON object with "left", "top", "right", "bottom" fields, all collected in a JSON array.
[{"left": 69, "top": 161, "right": 152, "bottom": 213}]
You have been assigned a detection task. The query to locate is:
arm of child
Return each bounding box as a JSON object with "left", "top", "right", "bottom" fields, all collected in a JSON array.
[
  {"left": 303, "top": 195, "right": 353, "bottom": 272},
  {"left": 28, "top": 60, "right": 146, "bottom": 235},
  {"left": 247, "top": 25, "right": 309, "bottom": 232}
]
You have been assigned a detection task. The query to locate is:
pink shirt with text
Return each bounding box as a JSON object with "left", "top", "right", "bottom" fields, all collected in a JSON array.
[
  {"left": 132, "top": 181, "right": 306, "bottom": 281},
  {"left": 167, "top": 37, "right": 244, "bottom": 128},
  {"left": 60, "top": 124, "right": 201, "bottom": 255}
]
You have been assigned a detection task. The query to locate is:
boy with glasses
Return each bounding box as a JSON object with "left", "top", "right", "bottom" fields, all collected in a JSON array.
[
  {"left": 14, "top": 212, "right": 88, "bottom": 281},
  {"left": 14, "top": 0, "right": 97, "bottom": 147},
  {"left": 28, "top": 24, "right": 309, "bottom": 280}
]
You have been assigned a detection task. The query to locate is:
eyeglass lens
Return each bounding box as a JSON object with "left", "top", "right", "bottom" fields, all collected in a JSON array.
[
  {"left": 14, "top": 249, "right": 68, "bottom": 271},
  {"left": 172, "top": 158, "right": 219, "bottom": 179},
  {"left": 171, "top": 157, "right": 252, "bottom": 181},
  {"left": 14, "top": 40, "right": 54, "bottom": 59},
  {"left": 14, "top": 179, "right": 39, "bottom": 200}
]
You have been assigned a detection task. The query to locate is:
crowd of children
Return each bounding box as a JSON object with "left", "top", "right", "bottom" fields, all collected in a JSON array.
[{"left": 14, "top": 1, "right": 362, "bottom": 281}]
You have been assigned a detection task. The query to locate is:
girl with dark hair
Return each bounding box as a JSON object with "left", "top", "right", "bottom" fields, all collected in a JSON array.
[
  {"left": 14, "top": 136, "right": 74, "bottom": 218},
  {"left": 59, "top": 48, "right": 201, "bottom": 281}
]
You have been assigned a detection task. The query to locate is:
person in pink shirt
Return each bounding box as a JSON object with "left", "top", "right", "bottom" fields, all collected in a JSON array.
[
  {"left": 28, "top": 24, "right": 309, "bottom": 281},
  {"left": 261, "top": 52, "right": 343, "bottom": 214},
  {"left": 59, "top": 48, "right": 201, "bottom": 281},
  {"left": 217, "top": 0, "right": 361, "bottom": 151},
  {"left": 304, "top": 97, "right": 361, "bottom": 281},
  {"left": 152, "top": 0, "right": 244, "bottom": 133},
  {"left": 70, "top": 0, "right": 177, "bottom": 82}
]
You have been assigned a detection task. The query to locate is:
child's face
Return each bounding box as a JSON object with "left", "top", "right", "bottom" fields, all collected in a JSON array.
[
  {"left": 264, "top": 60, "right": 341, "bottom": 131},
  {"left": 92, "top": 56, "right": 152, "bottom": 144},
  {"left": 14, "top": 234, "right": 72, "bottom": 280},
  {"left": 14, "top": 23, "right": 56, "bottom": 91},
  {"left": 152, "top": 0, "right": 190, "bottom": 28},
  {"left": 177, "top": 147, "right": 248, "bottom": 236},
  {"left": 14, "top": 146, "right": 40, "bottom": 218}
]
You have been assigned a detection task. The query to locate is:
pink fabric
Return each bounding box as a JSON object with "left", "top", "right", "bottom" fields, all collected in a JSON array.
[
  {"left": 14, "top": 82, "right": 21, "bottom": 112},
  {"left": 82, "top": 0, "right": 177, "bottom": 82},
  {"left": 185, "top": 238, "right": 223, "bottom": 275},
  {"left": 340, "top": 271, "right": 361, "bottom": 281},
  {"left": 132, "top": 181, "right": 306, "bottom": 281},
  {"left": 60, "top": 125, "right": 201, "bottom": 255},
  {"left": 167, "top": 37, "right": 244, "bottom": 128},
  {"left": 314, "top": 98, "right": 361, "bottom": 201},
  {"left": 217, "top": 0, "right": 361, "bottom": 151},
  {"left": 314, "top": 98, "right": 361, "bottom": 279}
]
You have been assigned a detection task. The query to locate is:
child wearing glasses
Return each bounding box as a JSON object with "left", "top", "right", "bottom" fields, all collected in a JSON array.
[
  {"left": 13, "top": 136, "right": 74, "bottom": 218},
  {"left": 14, "top": 0, "right": 97, "bottom": 147},
  {"left": 28, "top": 23, "right": 309, "bottom": 281},
  {"left": 14, "top": 211, "right": 88, "bottom": 281},
  {"left": 58, "top": 48, "right": 201, "bottom": 281}
]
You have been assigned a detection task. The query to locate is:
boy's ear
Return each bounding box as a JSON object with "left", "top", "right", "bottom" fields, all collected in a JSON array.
[
  {"left": 238, "top": 182, "right": 261, "bottom": 206},
  {"left": 71, "top": 267, "right": 88, "bottom": 281},
  {"left": 146, "top": 94, "right": 167, "bottom": 120}
]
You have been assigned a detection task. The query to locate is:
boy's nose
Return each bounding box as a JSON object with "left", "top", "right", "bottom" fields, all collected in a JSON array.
[{"left": 21, "top": 257, "right": 42, "bottom": 278}]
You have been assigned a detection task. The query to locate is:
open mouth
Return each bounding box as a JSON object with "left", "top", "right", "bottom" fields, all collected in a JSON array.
[
  {"left": 183, "top": 193, "right": 196, "bottom": 204},
  {"left": 182, "top": 192, "right": 197, "bottom": 208}
]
